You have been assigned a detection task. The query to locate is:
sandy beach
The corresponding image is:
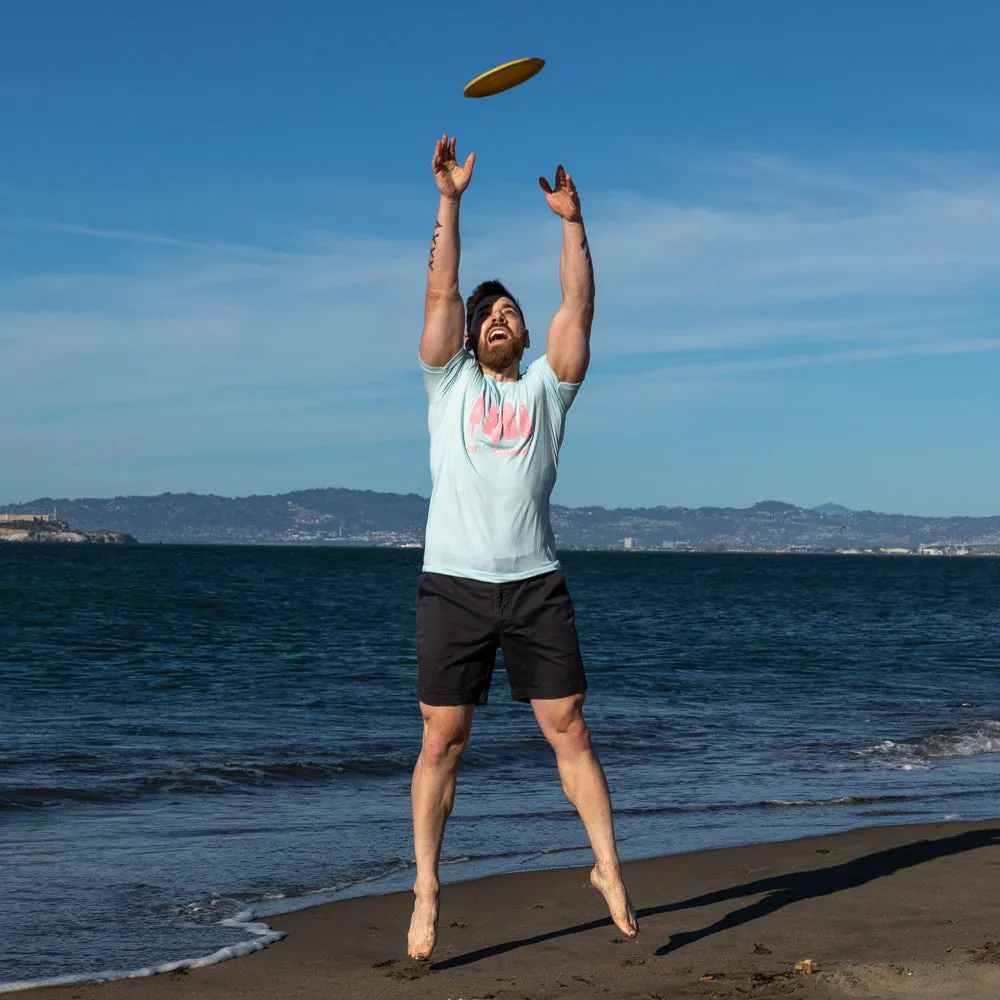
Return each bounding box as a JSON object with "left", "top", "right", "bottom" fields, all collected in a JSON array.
[{"left": 25, "top": 818, "right": 1000, "bottom": 1000}]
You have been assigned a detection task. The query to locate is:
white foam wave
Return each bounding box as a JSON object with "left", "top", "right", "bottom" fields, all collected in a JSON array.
[
  {"left": 0, "top": 910, "right": 285, "bottom": 994},
  {"left": 764, "top": 795, "right": 893, "bottom": 808},
  {"left": 852, "top": 720, "right": 1000, "bottom": 769}
]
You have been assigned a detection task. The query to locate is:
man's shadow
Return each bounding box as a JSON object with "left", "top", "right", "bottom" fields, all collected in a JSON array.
[{"left": 430, "top": 827, "right": 1000, "bottom": 970}]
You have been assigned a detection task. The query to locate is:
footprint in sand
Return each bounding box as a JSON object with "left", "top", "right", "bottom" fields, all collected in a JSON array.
[{"left": 386, "top": 964, "right": 431, "bottom": 980}]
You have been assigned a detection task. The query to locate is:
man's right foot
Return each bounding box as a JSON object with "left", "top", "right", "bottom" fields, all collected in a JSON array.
[
  {"left": 590, "top": 862, "right": 638, "bottom": 938},
  {"left": 407, "top": 884, "right": 439, "bottom": 961}
]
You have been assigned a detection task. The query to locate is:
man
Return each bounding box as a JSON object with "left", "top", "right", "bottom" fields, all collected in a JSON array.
[{"left": 409, "top": 133, "right": 638, "bottom": 961}]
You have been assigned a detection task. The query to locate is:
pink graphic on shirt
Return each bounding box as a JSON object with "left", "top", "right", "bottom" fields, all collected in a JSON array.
[
  {"left": 482, "top": 403, "right": 501, "bottom": 443},
  {"left": 468, "top": 396, "right": 485, "bottom": 430},
  {"left": 518, "top": 404, "right": 532, "bottom": 439},
  {"left": 467, "top": 394, "right": 534, "bottom": 454},
  {"left": 501, "top": 402, "right": 517, "bottom": 440}
]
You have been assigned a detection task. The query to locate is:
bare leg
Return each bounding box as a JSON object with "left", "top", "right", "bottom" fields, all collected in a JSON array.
[
  {"left": 408, "top": 702, "right": 474, "bottom": 960},
  {"left": 532, "top": 693, "right": 638, "bottom": 938}
]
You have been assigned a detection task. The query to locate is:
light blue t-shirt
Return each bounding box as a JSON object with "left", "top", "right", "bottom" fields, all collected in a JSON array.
[{"left": 421, "top": 350, "right": 581, "bottom": 583}]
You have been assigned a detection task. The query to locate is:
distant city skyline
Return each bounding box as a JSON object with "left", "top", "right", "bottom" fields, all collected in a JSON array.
[
  {"left": 3, "top": 488, "right": 998, "bottom": 552},
  {"left": 3, "top": 3, "right": 1000, "bottom": 517}
]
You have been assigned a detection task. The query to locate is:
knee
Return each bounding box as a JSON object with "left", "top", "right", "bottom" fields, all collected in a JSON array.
[
  {"left": 421, "top": 721, "right": 470, "bottom": 769},
  {"left": 545, "top": 708, "right": 592, "bottom": 756}
]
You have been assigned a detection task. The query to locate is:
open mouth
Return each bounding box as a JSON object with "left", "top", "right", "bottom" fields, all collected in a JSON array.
[{"left": 487, "top": 326, "right": 510, "bottom": 344}]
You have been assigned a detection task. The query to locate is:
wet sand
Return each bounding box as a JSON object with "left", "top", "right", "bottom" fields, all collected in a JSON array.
[{"left": 30, "top": 819, "right": 1000, "bottom": 1000}]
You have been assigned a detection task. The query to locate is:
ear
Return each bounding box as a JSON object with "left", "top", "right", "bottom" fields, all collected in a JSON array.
[{"left": 524, "top": 329, "right": 530, "bottom": 349}]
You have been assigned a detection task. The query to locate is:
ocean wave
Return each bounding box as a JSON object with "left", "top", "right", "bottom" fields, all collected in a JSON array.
[
  {"left": 0, "top": 909, "right": 284, "bottom": 994},
  {"left": 474, "top": 787, "right": 999, "bottom": 823},
  {"left": 852, "top": 719, "right": 1000, "bottom": 769},
  {"left": 0, "top": 787, "right": 121, "bottom": 809},
  {"left": 0, "top": 757, "right": 412, "bottom": 810},
  {"left": 190, "top": 844, "right": 593, "bottom": 925}
]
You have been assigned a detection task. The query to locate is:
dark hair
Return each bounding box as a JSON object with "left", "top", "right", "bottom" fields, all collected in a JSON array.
[{"left": 465, "top": 279, "right": 524, "bottom": 341}]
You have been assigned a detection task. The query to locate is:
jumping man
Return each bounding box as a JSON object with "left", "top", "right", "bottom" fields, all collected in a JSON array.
[{"left": 409, "top": 134, "right": 638, "bottom": 961}]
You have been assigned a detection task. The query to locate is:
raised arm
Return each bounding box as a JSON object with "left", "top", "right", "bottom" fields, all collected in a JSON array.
[
  {"left": 539, "top": 165, "right": 594, "bottom": 384},
  {"left": 420, "top": 135, "right": 476, "bottom": 367}
]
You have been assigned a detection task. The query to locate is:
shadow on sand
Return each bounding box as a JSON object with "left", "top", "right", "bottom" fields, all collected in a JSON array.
[{"left": 429, "top": 827, "right": 1000, "bottom": 970}]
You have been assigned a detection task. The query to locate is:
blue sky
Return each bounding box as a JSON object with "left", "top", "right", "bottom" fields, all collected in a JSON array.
[{"left": 2, "top": 1, "right": 999, "bottom": 516}]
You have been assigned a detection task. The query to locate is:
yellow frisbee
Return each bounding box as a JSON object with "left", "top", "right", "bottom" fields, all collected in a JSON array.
[{"left": 463, "top": 57, "right": 545, "bottom": 99}]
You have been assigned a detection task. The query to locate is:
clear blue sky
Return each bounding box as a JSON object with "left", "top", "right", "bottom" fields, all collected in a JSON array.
[{"left": 3, "top": 1, "right": 999, "bottom": 515}]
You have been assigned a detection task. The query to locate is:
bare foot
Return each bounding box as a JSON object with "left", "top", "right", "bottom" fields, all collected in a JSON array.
[
  {"left": 407, "top": 885, "right": 439, "bottom": 961},
  {"left": 590, "top": 862, "right": 638, "bottom": 938}
]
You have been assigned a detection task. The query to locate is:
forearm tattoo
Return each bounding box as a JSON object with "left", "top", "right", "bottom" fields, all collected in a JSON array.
[
  {"left": 428, "top": 220, "right": 441, "bottom": 271},
  {"left": 581, "top": 233, "right": 595, "bottom": 293}
]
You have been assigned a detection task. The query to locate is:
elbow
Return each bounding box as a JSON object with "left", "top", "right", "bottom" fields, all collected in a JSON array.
[
  {"left": 425, "top": 283, "right": 460, "bottom": 305},
  {"left": 562, "top": 298, "right": 594, "bottom": 324},
  {"left": 562, "top": 283, "right": 594, "bottom": 309}
]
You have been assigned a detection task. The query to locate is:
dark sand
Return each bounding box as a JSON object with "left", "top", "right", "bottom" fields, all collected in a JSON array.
[{"left": 32, "top": 820, "right": 1000, "bottom": 1000}]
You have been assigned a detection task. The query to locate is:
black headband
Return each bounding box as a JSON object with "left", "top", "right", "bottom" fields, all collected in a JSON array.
[{"left": 466, "top": 298, "right": 524, "bottom": 337}]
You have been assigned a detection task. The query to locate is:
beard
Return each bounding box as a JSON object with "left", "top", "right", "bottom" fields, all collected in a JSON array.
[{"left": 475, "top": 330, "right": 524, "bottom": 370}]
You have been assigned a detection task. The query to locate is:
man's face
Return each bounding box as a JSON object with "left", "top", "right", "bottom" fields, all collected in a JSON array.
[{"left": 471, "top": 296, "right": 528, "bottom": 370}]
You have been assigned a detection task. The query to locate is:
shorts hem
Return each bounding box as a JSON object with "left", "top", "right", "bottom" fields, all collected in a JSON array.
[
  {"left": 418, "top": 691, "right": 487, "bottom": 707},
  {"left": 509, "top": 681, "right": 588, "bottom": 704}
]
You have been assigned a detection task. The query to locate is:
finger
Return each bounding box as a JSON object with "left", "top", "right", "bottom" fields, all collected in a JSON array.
[
  {"left": 538, "top": 176, "right": 553, "bottom": 194},
  {"left": 565, "top": 171, "right": 577, "bottom": 192},
  {"left": 463, "top": 152, "right": 476, "bottom": 176},
  {"left": 556, "top": 164, "right": 565, "bottom": 188}
]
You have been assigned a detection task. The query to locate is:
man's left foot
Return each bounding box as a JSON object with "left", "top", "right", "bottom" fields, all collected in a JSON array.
[
  {"left": 407, "top": 884, "right": 439, "bottom": 961},
  {"left": 590, "top": 862, "right": 638, "bottom": 938}
]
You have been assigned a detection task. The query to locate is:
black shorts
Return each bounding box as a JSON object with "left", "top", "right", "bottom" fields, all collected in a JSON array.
[{"left": 416, "top": 570, "right": 588, "bottom": 706}]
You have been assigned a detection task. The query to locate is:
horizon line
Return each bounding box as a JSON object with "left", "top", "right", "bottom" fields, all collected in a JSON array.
[{"left": 1, "top": 488, "right": 998, "bottom": 522}]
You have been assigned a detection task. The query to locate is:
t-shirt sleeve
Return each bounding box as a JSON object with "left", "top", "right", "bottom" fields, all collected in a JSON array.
[
  {"left": 530, "top": 355, "right": 583, "bottom": 414},
  {"left": 420, "top": 349, "right": 473, "bottom": 402}
]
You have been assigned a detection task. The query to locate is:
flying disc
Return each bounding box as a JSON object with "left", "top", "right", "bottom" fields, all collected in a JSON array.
[{"left": 463, "top": 57, "right": 545, "bottom": 98}]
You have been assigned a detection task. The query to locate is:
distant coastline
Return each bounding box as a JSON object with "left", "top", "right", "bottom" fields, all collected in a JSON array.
[
  {"left": 2, "top": 489, "right": 999, "bottom": 553},
  {"left": 0, "top": 513, "right": 137, "bottom": 544}
]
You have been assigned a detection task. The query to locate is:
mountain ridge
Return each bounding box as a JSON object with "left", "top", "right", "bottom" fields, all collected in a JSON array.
[{"left": 3, "top": 489, "right": 998, "bottom": 551}]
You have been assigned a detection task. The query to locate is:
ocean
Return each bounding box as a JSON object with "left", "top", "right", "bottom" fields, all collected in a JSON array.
[{"left": 2, "top": 546, "right": 1000, "bottom": 990}]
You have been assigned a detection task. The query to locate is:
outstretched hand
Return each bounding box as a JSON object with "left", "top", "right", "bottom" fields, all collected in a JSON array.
[
  {"left": 432, "top": 135, "right": 476, "bottom": 200},
  {"left": 539, "top": 165, "right": 582, "bottom": 222}
]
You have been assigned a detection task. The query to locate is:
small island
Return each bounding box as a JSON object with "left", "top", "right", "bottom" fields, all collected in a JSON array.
[{"left": 0, "top": 512, "right": 137, "bottom": 544}]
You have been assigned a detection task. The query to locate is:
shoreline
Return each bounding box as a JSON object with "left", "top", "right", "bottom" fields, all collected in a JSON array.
[{"left": 18, "top": 817, "right": 1000, "bottom": 999}]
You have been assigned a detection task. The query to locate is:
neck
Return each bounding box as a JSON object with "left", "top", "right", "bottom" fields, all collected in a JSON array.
[{"left": 479, "top": 360, "right": 521, "bottom": 382}]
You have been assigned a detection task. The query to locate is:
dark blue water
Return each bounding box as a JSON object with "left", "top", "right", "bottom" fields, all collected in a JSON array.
[{"left": 2, "top": 548, "right": 1000, "bottom": 989}]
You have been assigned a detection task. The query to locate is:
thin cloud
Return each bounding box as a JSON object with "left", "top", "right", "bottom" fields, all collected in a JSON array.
[
  {"left": 14, "top": 219, "right": 198, "bottom": 248},
  {"left": 3, "top": 148, "right": 1000, "bottom": 498}
]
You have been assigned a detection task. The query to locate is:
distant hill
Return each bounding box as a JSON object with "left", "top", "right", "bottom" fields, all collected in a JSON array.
[
  {"left": 0, "top": 489, "right": 429, "bottom": 546},
  {"left": 2, "top": 489, "right": 999, "bottom": 551},
  {"left": 812, "top": 502, "right": 854, "bottom": 516}
]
